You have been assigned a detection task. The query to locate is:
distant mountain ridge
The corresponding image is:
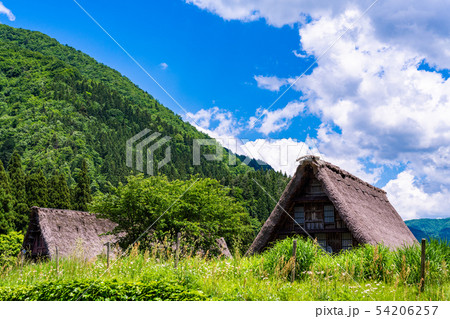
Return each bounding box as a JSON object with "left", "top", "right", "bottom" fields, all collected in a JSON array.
[{"left": 405, "top": 218, "right": 450, "bottom": 241}]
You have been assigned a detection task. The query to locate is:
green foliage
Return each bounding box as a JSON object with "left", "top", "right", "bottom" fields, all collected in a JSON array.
[
  {"left": 47, "top": 172, "right": 71, "bottom": 209},
  {"left": 0, "top": 160, "right": 14, "bottom": 234},
  {"left": 260, "top": 236, "right": 321, "bottom": 280},
  {"left": 25, "top": 168, "right": 48, "bottom": 208},
  {"left": 394, "top": 239, "right": 450, "bottom": 284},
  {"left": 224, "top": 169, "right": 289, "bottom": 222},
  {"left": 0, "top": 237, "right": 448, "bottom": 301},
  {"left": 7, "top": 151, "right": 28, "bottom": 231},
  {"left": 0, "top": 231, "right": 23, "bottom": 266},
  {"left": 73, "top": 159, "right": 91, "bottom": 211},
  {"left": 90, "top": 175, "right": 256, "bottom": 252},
  {"left": 0, "top": 279, "right": 207, "bottom": 301},
  {"left": 7, "top": 152, "right": 25, "bottom": 202}
]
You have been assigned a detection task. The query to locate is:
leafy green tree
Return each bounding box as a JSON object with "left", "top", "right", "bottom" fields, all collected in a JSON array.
[
  {"left": 90, "top": 175, "right": 255, "bottom": 253},
  {"left": 7, "top": 151, "right": 28, "bottom": 231},
  {"left": 0, "top": 160, "right": 15, "bottom": 234},
  {"left": 0, "top": 231, "right": 23, "bottom": 266},
  {"left": 26, "top": 168, "right": 48, "bottom": 208},
  {"left": 47, "top": 173, "right": 71, "bottom": 209},
  {"left": 73, "top": 160, "right": 92, "bottom": 211}
]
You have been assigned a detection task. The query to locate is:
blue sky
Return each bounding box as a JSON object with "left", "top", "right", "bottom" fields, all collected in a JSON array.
[
  {"left": 1, "top": 0, "right": 314, "bottom": 140},
  {"left": 1, "top": 1, "right": 450, "bottom": 219}
]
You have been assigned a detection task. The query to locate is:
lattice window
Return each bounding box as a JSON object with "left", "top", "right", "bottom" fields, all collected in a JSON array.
[
  {"left": 310, "top": 180, "right": 323, "bottom": 194},
  {"left": 294, "top": 206, "right": 305, "bottom": 225},
  {"left": 324, "top": 205, "right": 335, "bottom": 224}
]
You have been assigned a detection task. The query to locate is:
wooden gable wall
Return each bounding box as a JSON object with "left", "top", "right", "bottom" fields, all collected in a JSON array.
[{"left": 274, "top": 165, "right": 358, "bottom": 253}]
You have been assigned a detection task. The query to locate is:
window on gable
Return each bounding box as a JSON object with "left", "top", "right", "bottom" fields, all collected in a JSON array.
[
  {"left": 294, "top": 206, "right": 305, "bottom": 225},
  {"left": 324, "top": 205, "right": 335, "bottom": 224},
  {"left": 310, "top": 180, "right": 323, "bottom": 194}
]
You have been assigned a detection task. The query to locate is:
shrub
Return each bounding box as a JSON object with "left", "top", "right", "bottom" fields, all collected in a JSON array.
[
  {"left": 260, "top": 236, "right": 321, "bottom": 280},
  {"left": 0, "top": 231, "right": 23, "bottom": 266},
  {"left": 0, "top": 279, "right": 208, "bottom": 301}
]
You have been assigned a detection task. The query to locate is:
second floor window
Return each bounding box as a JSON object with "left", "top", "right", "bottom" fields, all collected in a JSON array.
[
  {"left": 324, "top": 205, "right": 335, "bottom": 223},
  {"left": 294, "top": 206, "right": 305, "bottom": 225}
]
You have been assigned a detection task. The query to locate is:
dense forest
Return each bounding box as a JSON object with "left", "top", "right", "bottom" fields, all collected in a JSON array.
[{"left": 0, "top": 24, "right": 289, "bottom": 239}]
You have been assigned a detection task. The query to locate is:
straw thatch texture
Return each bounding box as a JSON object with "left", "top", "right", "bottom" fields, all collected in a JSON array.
[
  {"left": 247, "top": 157, "right": 417, "bottom": 254},
  {"left": 23, "top": 207, "right": 118, "bottom": 260}
]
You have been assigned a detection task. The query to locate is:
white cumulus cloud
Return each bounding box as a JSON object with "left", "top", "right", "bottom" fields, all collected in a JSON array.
[
  {"left": 185, "top": 106, "right": 242, "bottom": 149},
  {"left": 0, "top": 2, "right": 15, "bottom": 21},
  {"left": 240, "top": 138, "right": 311, "bottom": 174},
  {"left": 384, "top": 171, "right": 450, "bottom": 220},
  {"left": 254, "top": 75, "right": 291, "bottom": 92},
  {"left": 249, "top": 101, "right": 304, "bottom": 135},
  {"left": 186, "top": 0, "right": 450, "bottom": 67},
  {"left": 188, "top": 1, "right": 450, "bottom": 218}
]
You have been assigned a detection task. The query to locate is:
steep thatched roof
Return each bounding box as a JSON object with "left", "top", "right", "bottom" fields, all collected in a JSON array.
[
  {"left": 23, "top": 207, "right": 118, "bottom": 260},
  {"left": 247, "top": 156, "right": 417, "bottom": 254}
]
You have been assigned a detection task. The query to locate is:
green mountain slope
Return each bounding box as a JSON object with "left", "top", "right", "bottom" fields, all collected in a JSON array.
[
  {"left": 405, "top": 218, "right": 450, "bottom": 241},
  {"left": 0, "top": 24, "right": 288, "bottom": 222}
]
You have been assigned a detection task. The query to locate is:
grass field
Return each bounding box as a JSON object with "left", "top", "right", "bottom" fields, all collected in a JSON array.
[{"left": 0, "top": 237, "right": 448, "bottom": 301}]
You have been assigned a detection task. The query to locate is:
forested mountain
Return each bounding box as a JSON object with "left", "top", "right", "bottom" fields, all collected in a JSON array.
[
  {"left": 0, "top": 24, "right": 288, "bottom": 232},
  {"left": 405, "top": 218, "right": 450, "bottom": 241}
]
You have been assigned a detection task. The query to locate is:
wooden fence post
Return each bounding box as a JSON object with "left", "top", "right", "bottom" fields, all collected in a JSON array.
[
  {"left": 292, "top": 240, "right": 297, "bottom": 283},
  {"left": 420, "top": 238, "right": 426, "bottom": 292},
  {"left": 175, "top": 232, "right": 181, "bottom": 269},
  {"left": 55, "top": 246, "right": 59, "bottom": 275},
  {"left": 21, "top": 249, "right": 25, "bottom": 273},
  {"left": 106, "top": 242, "right": 110, "bottom": 270}
]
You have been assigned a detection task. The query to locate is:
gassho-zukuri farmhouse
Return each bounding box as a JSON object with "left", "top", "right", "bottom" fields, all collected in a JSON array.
[{"left": 246, "top": 155, "right": 417, "bottom": 255}]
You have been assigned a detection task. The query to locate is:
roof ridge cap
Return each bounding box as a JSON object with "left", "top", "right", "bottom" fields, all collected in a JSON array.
[{"left": 33, "top": 207, "right": 91, "bottom": 214}]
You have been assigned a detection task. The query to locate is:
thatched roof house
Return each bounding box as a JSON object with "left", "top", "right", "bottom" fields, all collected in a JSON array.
[
  {"left": 23, "top": 207, "right": 117, "bottom": 260},
  {"left": 247, "top": 156, "right": 417, "bottom": 255}
]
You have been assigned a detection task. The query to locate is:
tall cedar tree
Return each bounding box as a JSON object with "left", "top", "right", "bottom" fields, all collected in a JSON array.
[
  {"left": 0, "top": 160, "right": 15, "bottom": 234},
  {"left": 26, "top": 168, "right": 48, "bottom": 208},
  {"left": 7, "top": 151, "right": 28, "bottom": 231},
  {"left": 73, "top": 160, "right": 92, "bottom": 211},
  {"left": 47, "top": 173, "right": 71, "bottom": 209}
]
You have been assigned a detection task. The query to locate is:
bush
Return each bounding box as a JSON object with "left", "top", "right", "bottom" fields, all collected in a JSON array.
[
  {"left": 0, "top": 231, "right": 23, "bottom": 266},
  {"left": 0, "top": 279, "right": 208, "bottom": 301},
  {"left": 260, "top": 236, "right": 321, "bottom": 280}
]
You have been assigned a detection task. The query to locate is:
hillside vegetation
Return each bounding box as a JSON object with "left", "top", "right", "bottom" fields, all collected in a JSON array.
[{"left": 0, "top": 24, "right": 289, "bottom": 233}]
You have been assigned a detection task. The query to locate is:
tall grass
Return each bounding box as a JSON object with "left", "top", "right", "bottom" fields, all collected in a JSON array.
[{"left": 0, "top": 238, "right": 448, "bottom": 301}]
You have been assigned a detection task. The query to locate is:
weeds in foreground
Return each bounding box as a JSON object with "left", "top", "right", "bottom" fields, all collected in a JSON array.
[{"left": 0, "top": 238, "right": 448, "bottom": 301}]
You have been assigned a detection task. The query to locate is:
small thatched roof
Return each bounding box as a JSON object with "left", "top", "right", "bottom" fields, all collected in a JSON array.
[
  {"left": 23, "top": 207, "right": 118, "bottom": 260},
  {"left": 247, "top": 156, "right": 417, "bottom": 254}
]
